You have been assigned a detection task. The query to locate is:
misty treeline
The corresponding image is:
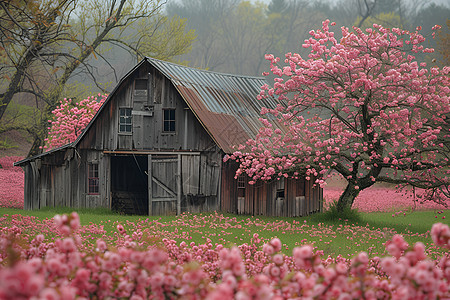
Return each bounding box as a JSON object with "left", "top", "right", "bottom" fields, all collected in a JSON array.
[
  {"left": 0, "top": 0, "right": 448, "bottom": 156},
  {"left": 166, "top": 0, "right": 449, "bottom": 76}
]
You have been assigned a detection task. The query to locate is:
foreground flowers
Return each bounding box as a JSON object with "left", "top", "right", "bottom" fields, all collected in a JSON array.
[{"left": 0, "top": 212, "right": 449, "bottom": 299}]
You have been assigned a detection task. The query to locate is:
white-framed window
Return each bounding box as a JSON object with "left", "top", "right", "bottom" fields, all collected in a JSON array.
[
  {"left": 119, "top": 108, "right": 132, "bottom": 133},
  {"left": 163, "top": 108, "right": 176, "bottom": 132},
  {"left": 88, "top": 163, "right": 99, "bottom": 194},
  {"left": 238, "top": 173, "right": 245, "bottom": 198}
]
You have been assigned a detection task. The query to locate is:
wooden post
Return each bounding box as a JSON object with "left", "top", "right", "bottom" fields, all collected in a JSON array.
[
  {"left": 177, "top": 154, "right": 181, "bottom": 215},
  {"left": 177, "top": 154, "right": 181, "bottom": 216},
  {"left": 148, "top": 154, "right": 152, "bottom": 216}
]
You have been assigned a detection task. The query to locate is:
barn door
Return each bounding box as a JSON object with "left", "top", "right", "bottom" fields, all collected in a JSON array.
[{"left": 148, "top": 155, "right": 181, "bottom": 216}]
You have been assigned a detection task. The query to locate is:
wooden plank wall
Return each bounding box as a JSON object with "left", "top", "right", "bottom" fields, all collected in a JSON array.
[
  {"left": 220, "top": 161, "right": 239, "bottom": 213},
  {"left": 221, "top": 161, "right": 323, "bottom": 217},
  {"left": 180, "top": 152, "right": 220, "bottom": 214},
  {"left": 27, "top": 148, "right": 111, "bottom": 211}
]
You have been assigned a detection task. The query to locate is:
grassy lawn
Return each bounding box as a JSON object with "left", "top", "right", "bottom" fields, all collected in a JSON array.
[{"left": 0, "top": 207, "right": 448, "bottom": 259}]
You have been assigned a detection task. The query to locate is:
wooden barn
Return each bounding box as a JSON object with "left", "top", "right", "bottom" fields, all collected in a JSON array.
[{"left": 15, "top": 57, "right": 322, "bottom": 217}]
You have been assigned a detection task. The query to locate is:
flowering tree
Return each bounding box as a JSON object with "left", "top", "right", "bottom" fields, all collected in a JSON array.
[
  {"left": 227, "top": 20, "right": 449, "bottom": 212},
  {"left": 42, "top": 94, "right": 107, "bottom": 150}
]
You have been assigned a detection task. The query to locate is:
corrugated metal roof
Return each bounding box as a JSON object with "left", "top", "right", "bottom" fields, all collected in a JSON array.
[{"left": 147, "top": 57, "right": 284, "bottom": 153}]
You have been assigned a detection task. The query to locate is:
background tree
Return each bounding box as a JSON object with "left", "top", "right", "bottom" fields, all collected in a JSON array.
[
  {"left": 412, "top": 3, "right": 450, "bottom": 67},
  {"left": 218, "top": 1, "right": 270, "bottom": 75},
  {"left": 0, "top": 0, "right": 195, "bottom": 155},
  {"left": 166, "top": 0, "right": 239, "bottom": 71},
  {"left": 227, "top": 21, "right": 449, "bottom": 212},
  {"left": 436, "top": 20, "right": 450, "bottom": 66},
  {"left": 355, "top": 12, "right": 403, "bottom": 30},
  {"left": 166, "top": 0, "right": 325, "bottom": 76}
]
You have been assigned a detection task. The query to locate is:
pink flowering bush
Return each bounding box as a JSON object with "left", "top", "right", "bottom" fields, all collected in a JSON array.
[
  {"left": 0, "top": 156, "right": 23, "bottom": 209},
  {"left": 0, "top": 212, "right": 449, "bottom": 299},
  {"left": 42, "top": 94, "right": 107, "bottom": 151}
]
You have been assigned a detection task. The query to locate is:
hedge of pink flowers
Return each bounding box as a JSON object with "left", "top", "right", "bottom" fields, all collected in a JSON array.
[
  {"left": 0, "top": 156, "right": 23, "bottom": 209},
  {"left": 0, "top": 212, "right": 449, "bottom": 299}
]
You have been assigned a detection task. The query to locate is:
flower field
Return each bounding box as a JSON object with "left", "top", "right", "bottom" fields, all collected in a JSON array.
[
  {"left": 323, "top": 187, "right": 448, "bottom": 213},
  {"left": 0, "top": 156, "right": 23, "bottom": 209},
  {"left": 0, "top": 211, "right": 449, "bottom": 299}
]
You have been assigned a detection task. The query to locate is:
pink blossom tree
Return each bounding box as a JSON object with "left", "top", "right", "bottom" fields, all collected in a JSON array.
[
  {"left": 42, "top": 94, "right": 107, "bottom": 151},
  {"left": 227, "top": 20, "right": 449, "bottom": 212}
]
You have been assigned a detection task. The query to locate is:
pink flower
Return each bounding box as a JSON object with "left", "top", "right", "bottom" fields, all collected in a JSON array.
[
  {"left": 117, "top": 224, "right": 126, "bottom": 235},
  {"left": 431, "top": 223, "right": 450, "bottom": 248},
  {"left": 96, "top": 239, "right": 107, "bottom": 252},
  {"left": 294, "top": 245, "right": 313, "bottom": 260},
  {"left": 273, "top": 254, "right": 284, "bottom": 265},
  {"left": 270, "top": 238, "right": 282, "bottom": 252}
]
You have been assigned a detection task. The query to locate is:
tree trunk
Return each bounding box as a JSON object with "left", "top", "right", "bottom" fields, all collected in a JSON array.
[
  {"left": 28, "top": 135, "right": 43, "bottom": 157},
  {"left": 336, "top": 182, "right": 361, "bottom": 212},
  {"left": 27, "top": 93, "right": 60, "bottom": 157}
]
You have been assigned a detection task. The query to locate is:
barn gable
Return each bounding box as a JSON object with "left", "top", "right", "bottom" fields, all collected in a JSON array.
[{"left": 77, "top": 58, "right": 216, "bottom": 152}]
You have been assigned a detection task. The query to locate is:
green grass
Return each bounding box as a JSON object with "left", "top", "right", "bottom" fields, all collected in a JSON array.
[{"left": 0, "top": 207, "right": 448, "bottom": 258}]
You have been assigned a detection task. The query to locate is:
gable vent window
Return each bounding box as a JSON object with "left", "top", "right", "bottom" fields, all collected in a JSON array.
[
  {"left": 163, "top": 109, "right": 176, "bottom": 132},
  {"left": 119, "top": 108, "right": 132, "bottom": 133},
  {"left": 88, "top": 163, "right": 99, "bottom": 194},
  {"left": 134, "top": 79, "right": 148, "bottom": 96}
]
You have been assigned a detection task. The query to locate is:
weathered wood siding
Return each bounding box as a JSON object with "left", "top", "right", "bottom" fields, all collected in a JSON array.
[
  {"left": 78, "top": 63, "right": 214, "bottom": 152},
  {"left": 180, "top": 151, "right": 221, "bottom": 214},
  {"left": 21, "top": 148, "right": 110, "bottom": 210},
  {"left": 221, "top": 161, "right": 322, "bottom": 217}
]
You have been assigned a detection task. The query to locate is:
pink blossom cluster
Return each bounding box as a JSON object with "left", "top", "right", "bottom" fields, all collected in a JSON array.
[
  {"left": 42, "top": 94, "right": 107, "bottom": 150},
  {"left": 0, "top": 212, "right": 449, "bottom": 299},
  {"left": 0, "top": 156, "right": 23, "bottom": 209},
  {"left": 227, "top": 20, "right": 449, "bottom": 208}
]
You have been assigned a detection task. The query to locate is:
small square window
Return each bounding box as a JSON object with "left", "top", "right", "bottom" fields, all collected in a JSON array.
[
  {"left": 119, "top": 108, "right": 132, "bottom": 133},
  {"left": 163, "top": 109, "right": 176, "bottom": 132},
  {"left": 88, "top": 163, "right": 99, "bottom": 194}
]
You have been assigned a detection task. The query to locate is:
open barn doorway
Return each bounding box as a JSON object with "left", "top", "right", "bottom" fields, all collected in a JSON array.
[{"left": 111, "top": 155, "right": 148, "bottom": 215}]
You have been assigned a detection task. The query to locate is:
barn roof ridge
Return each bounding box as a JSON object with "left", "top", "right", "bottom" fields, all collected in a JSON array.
[{"left": 145, "top": 57, "right": 266, "bottom": 81}]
